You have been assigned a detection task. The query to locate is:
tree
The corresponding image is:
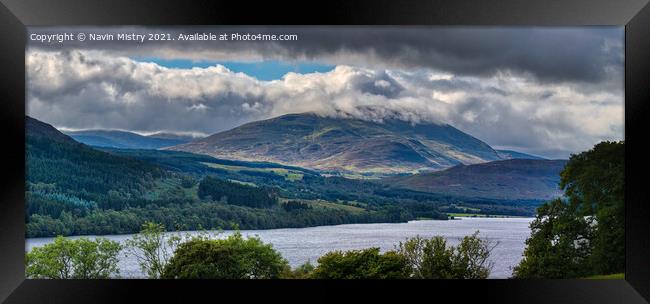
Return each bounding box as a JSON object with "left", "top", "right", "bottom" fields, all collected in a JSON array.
[
  {"left": 124, "top": 222, "right": 181, "bottom": 279},
  {"left": 512, "top": 199, "right": 592, "bottom": 278},
  {"left": 26, "top": 236, "right": 122, "bottom": 279},
  {"left": 310, "top": 248, "right": 410, "bottom": 279},
  {"left": 161, "top": 232, "right": 289, "bottom": 279},
  {"left": 397, "top": 231, "right": 496, "bottom": 279},
  {"left": 453, "top": 231, "right": 497, "bottom": 279},
  {"left": 514, "top": 141, "right": 624, "bottom": 278},
  {"left": 559, "top": 141, "right": 624, "bottom": 275}
]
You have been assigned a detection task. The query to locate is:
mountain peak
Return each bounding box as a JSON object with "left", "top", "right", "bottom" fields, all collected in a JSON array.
[{"left": 168, "top": 113, "right": 503, "bottom": 174}]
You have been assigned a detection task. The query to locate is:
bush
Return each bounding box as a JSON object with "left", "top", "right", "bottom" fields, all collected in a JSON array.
[
  {"left": 161, "top": 232, "right": 289, "bottom": 279},
  {"left": 311, "top": 248, "right": 410, "bottom": 279},
  {"left": 397, "top": 231, "right": 496, "bottom": 279},
  {"left": 282, "top": 261, "right": 315, "bottom": 279},
  {"left": 26, "top": 236, "right": 122, "bottom": 279}
]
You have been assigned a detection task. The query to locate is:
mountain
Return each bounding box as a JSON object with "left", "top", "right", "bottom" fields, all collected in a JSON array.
[
  {"left": 382, "top": 159, "right": 568, "bottom": 201},
  {"left": 168, "top": 113, "right": 503, "bottom": 174},
  {"left": 25, "top": 116, "right": 455, "bottom": 237},
  {"left": 65, "top": 130, "right": 193, "bottom": 149},
  {"left": 496, "top": 149, "right": 546, "bottom": 160},
  {"left": 26, "top": 116, "right": 166, "bottom": 198}
]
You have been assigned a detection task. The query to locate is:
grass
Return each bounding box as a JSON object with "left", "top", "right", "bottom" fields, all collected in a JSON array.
[
  {"left": 585, "top": 273, "right": 625, "bottom": 280},
  {"left": 285, "top": 173, "right": 303, "bottom": 182},
  {"left": 201, "top": 162, "right": 304, "bottom": 181},
  {"left": 280, "top": 198, "right": 367, "bottom": 213}
]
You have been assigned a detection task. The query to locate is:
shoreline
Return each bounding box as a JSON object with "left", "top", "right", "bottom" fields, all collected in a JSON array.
[
  {"left": 25, "top": 217, "right": 534, "bottom": 241},
  {"left": 26, "top": 218, "right": 534, "bottom": 279}
]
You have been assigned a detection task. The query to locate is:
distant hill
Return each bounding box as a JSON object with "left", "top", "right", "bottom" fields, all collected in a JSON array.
[
  {"left": 146, "top": 132, "right": 201, "bottom": 142},
  {"left": 65, "top": 130, "right": 193, "bottom": 149},
  {"left": 496, "top": 150, "right": 546, "bottom": 160},
  {"left": 168, "top": 113, "right": 503, "bottom": 174},
  {"left": 382, "top": 159, "right": 568, "bottom": 201}
]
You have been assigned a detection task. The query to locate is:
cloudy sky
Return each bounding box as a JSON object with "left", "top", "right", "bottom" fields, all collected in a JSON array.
[{"left": 26, "top": 26, "right": 624, "bottom": 159}]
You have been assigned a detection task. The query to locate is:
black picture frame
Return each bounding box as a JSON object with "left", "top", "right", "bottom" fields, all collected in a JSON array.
[{"left": 1, "top": 0, "right": 649, "bottom": 303}]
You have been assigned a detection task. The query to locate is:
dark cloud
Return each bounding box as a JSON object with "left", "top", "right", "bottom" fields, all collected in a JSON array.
[{"left": 28, "top": 26, "right": 623, "bottom": 84}]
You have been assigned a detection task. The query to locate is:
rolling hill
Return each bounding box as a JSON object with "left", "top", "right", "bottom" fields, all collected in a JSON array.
[
  {"left": 382, "top": 159, "right": 567, "bottom": 201},
  {"left": 65, "top": 129, "right": 195, "bottom": 149},
  {"left": 25, "top": 116, "right": 562, "bottom": 238},
  {"left": 168, "top": 113, "right": 504, "bottom": 174}
]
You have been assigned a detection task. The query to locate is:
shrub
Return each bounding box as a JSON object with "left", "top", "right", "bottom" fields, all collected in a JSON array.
[
  {"left": 311, "top": 248, "right": 410, "bottom": 279},
  {"left": 161, "top": 232, "right": 289, "bottom": 279},
  {"left": 26, "top": 236, "right": 122, "bottom": 279},
  {"left": 397, "top": 231, "right": 496, "bottom": 279}
]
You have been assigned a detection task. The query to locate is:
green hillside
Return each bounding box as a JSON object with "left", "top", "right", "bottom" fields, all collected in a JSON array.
[
  {"left": 26, "top": 116, "right": 450, "bottom": 237},
  {"left": 27, "top": 116, "right": 167, "bottom": 202}
]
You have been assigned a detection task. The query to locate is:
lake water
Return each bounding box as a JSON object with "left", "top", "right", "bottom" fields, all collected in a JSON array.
[{"left": 26, "top": 217, "right": 533, "bottom": 279}]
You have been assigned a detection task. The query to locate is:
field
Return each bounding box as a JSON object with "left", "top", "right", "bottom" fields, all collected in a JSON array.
[
  {"left": 201, "top": 162, "right": 304, "bottom": 181},
  {"left": 280, "top": 198, "right": 367, "bottom": 213}
]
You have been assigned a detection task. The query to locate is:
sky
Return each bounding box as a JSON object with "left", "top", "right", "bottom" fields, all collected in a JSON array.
[{"left": 26, "top": 26, "right": 624, "bottom": 159}]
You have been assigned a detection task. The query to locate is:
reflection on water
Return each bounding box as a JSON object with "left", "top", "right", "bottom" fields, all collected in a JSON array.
[{"left": 26, "top": 217, "right": 533, "bottom": 279}]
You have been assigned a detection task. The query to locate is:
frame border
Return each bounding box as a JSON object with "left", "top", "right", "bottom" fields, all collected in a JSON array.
[{"left": 1, "top": 0, "right": 648, "bottom": 303}]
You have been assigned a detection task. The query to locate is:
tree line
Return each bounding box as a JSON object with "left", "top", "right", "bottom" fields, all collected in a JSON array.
[
  {"left": 26, "top": 222, "right": 497, "bottom": 279},
  {"left": 26, "top": 141, "right": 624, "bottom": 279}
]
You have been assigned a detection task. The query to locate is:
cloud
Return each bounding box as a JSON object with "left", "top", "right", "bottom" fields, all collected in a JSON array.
[
  {"left": 28, "top": 26, "right": 623, "bottom": 85},
  {"left": 26, "top": 48, "right": 623, "bottom": 159}
]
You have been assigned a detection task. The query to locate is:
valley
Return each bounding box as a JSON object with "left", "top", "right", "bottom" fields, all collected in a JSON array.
[{"left": 26, "top": 114, "right": 566, "bottom": 238}]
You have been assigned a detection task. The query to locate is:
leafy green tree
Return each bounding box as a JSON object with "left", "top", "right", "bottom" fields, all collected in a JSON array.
[
  {"left": 512, "top": 199, "right": 592, "bottom": 278},
  {"left": 161, "top": 232, "right": 289, "bottom": 279},
  {"left": 124, "top": 222, "right": 182, "bottom": 279},
  {"left": 26, "top": 236, "right": 122, "bottom": 279},
  {"left": 514, "top": 141, "right": 624, "bottom": 278},
  {"left": 310, "top": 248, "right": 410, "bottom": 279},
  {"left": 397, "top": 231, "right": 495, "bottom": 279},
  {"left": 559, "top": 141, "right": 624, "bottom": 275},
  {"left": 452, "top": 232, "right": 497, "bottom": 279},
  {"left": 398, "top": 236, "right": 452, "bottom": 279}
]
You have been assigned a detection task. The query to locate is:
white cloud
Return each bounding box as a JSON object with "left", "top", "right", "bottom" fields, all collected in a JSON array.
[{"left": 26, "top": 50, "right": 623, "bottom": 158}]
